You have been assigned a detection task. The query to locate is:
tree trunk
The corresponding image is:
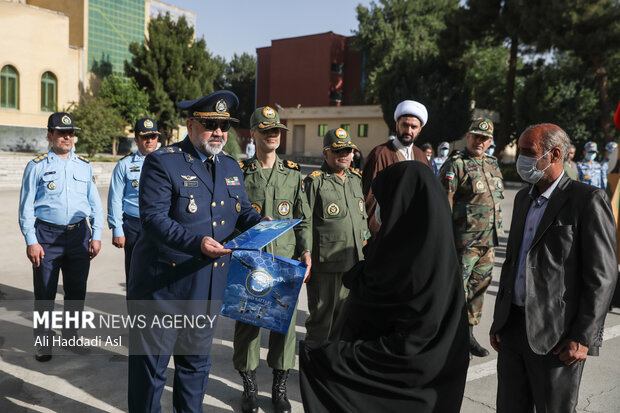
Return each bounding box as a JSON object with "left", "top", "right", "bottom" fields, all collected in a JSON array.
[
  {"left": 593, "top": 56, "right": 611, "bottom": 142},
  {"left": 497, "top": 36, "right": 518, "bottom": 160}
]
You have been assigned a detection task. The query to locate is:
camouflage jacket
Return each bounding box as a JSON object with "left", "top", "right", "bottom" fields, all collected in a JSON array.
[{"left": 439, "top": 150, "right": 504, "bottom": 248}]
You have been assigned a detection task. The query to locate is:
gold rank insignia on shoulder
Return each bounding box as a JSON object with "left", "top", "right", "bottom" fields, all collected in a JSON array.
[
  {"left": 77, "top": 155, "right": 90, "bottom": 163},
  {"left": 238, "top": 161, "right": 244, "bottom": 169},
  {"left": 33, "top": 153, "right": 47, "bottom": 163},
  {"left": 187, "top": 153, "right": 193, "bottom": 161},
  {"left": 349, "top": 167, "right": 361, "bottom": 178},
  {"left": 284, "top": 160, "right": 299, "bottom": 170},
  {"left": 308, "top": 170, "right": 322, "bottom": 179}
]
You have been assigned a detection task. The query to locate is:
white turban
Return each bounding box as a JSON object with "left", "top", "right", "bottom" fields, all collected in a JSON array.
[{"left": 394, "top": 100, "right": 428, "bottom": 126}]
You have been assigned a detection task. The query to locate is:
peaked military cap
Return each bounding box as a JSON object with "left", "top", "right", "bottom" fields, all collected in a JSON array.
[
  {"left": 177, "top": 90, "right": 240, "bottom": 123},
  {"left": 468, "top": 118, "right": 494, "bottom": 139},
  {"left": 47, "top": 112, "right": 81, "bottom": 130},
  {"left": 135, "top": 117, "right": 161, "bottom": 136},
  {"left": 250, "top": 106, "right": 289, "bottom": 131},
  {"left": 605, "top": 142, "right": 617, "bottom": 153},
  {"left": 585, "top": 141, "right": 598, "bottom": 152},
  {"left": 323, "top": 128, "right": 357, "bottom": 150}
]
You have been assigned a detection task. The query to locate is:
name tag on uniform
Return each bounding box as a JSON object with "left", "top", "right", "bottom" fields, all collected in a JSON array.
[
  {"left": 183, "top": 181, "right": 198, "bottom": 187},
  {"left": 226, "top": 177, "right": 240, "bottom": 186},
  {"left": 130, "top": 166, "right": 140, "bottom": 172},
  {"left": 44, "top": 171, "right": 56, "bottom": 176}
]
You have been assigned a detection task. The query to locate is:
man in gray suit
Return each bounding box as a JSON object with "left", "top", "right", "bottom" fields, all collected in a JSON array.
[{"left": 490, "top": 123, "right": 617, "bottom": 413}]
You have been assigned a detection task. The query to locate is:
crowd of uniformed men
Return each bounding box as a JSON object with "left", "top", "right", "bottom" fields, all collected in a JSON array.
[{"left": 18, "top": 89, "right": 617, "bottom": 412}]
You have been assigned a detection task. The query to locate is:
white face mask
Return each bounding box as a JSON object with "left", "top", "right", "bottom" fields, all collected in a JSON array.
[
  {"left": 440, "top": 149, "right": 449, "bottom": 157},
  {"left": 585, "top": 152, "right": 596, "bottom": 161},
  {"left": 426, "top": 155, "right": 431, "bottom": 161},
  {"left": 516, "top": 150, "right": 552, "bottom": 184}
]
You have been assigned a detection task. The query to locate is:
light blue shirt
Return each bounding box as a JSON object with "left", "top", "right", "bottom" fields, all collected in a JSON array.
[
  {"left": 513, "top": 171, "right": 564, "bottom": 306},
  {"left": 433, "top": 156, "right": 448, "bottom": 175},
  {"left": 600, "top": 159, "right": 609, "bottom": 189},
  {"left": 107, "top": 151, "right": 144, "bottom": 237},
  {"left": 19, "top": 149, "right": 104, "bottom": 245}
]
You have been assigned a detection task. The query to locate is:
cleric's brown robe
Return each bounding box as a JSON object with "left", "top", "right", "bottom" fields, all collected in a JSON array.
[{"left": 361, "top": 140, "right": 431, "bottom": 237}]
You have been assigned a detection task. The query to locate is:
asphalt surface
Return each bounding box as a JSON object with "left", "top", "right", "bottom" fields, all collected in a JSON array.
[{"left": 0, "top": 185, "right": 618, "bottom": 412}]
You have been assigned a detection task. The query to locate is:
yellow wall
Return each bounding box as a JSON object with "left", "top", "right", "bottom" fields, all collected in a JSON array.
[
  {"left": 280, "top": 105, "right": 390, "bottom": 156},
  {"left": 27, "top": 0, "right": 86, "bottom": 47},
  {"left": 0, "top": 1, "right": 81, "bottom": 128}
]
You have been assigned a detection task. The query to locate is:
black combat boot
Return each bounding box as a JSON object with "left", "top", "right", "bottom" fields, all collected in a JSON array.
[
  {"left": 239, "top": 370, "right": 259, "bottom": 413},
  {"left": 272, "top": 369, "right": 292, "bottom": 413},
  {"left": 469, "top": 325, "right": 490, "bottom": 357}
]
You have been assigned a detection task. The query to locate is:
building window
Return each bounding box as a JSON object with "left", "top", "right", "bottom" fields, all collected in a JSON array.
[
  {"left": 1, "top": 65, "right": 19, "bottom": 109},
  {"left": 341, "top": 124, "right": 350, "bottom": 133},
  {"left": 318, "top": 124, "right": 328, "bottom": 136},
  {"left": 358, "top": 124, "right": 369, "bottom": 138},
  {"left": 41, "top": 72, "right": 57, "bottom": 112},
  {"left": 331, "top": 62, "right": 344, "bottom": 74}
]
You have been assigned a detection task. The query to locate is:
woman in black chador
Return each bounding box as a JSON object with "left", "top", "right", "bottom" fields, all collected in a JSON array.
[{"left": 300, "top": 161, "right": 469, "bottom": 412}]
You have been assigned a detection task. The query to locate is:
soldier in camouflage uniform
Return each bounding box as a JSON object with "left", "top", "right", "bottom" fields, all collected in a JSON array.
[
  {"left": 304, "top": 128, "right": 370, "bottom": 342},
  {"left": 234, "top": 106, "right": 312, "bottom": 413},
  {"left": 439, "top": 119, "right": 504, "bottom": 358}
]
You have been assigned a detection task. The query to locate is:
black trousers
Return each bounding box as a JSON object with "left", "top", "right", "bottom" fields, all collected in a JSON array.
[
  {"left": 496, "top": 306, "right": 585, "bottom": 413},
  {"left": 122, "top": 213, "right": 141, "bottom": 285}
]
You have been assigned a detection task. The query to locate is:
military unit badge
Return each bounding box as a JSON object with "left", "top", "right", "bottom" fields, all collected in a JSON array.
[
  {"left": 278, "top": 201, "right": 290, "bottom": 216},
  {"left": 359, "top": 200, "right": 364, "bottom": 213},
  {"left": 187, "top": 195, "right": 198, "bottom": 213},
  {"left": 236, "top": 201, "right": 241, "bottom": 213},
  {"left": 144, "top": 119, "right": 153, "bottom": 129},
  {"left": 479, "top": 121, "right": 489, "bottom": 131},
  {"left": 335, "top": 128, "right": 348, "bottom": 139},
  {"left": 476, "top": 181, "right": 485, "bottom": 192},
  {"left": 216, "top": 99, "right": 227, "bottom": 113},
  {"left": 327, "top": 203, "right": 340, "bottom": 216},
  {"left": 262, "top": 106, "right": 276, "bottom": 118},
  {"left": 252, "top": 203, "right": 261, "bottom": 214},
  {"left": 61, "top": 115, "right": 71, "bottom": 125}
]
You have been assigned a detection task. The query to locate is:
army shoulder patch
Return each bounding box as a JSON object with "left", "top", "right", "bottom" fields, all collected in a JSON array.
[
  {"left": 284, "top": 160, "right": 300, "bottom": 171},
  {"left": 77, "top": 155, "right": 90, "bottom": 163},
  {"left": 308, "top": 170, "right": 322, "bottom": 180},
  {"left": 32, "top": 153, "right": 48, "bottom": 163},
  {"left": 445, "top": 171, "right": 455, "bottom": 181}
]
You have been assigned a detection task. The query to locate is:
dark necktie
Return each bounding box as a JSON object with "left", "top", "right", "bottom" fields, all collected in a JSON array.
[{"left": 204, "top": 157, "right": 215, "bottom": 181}]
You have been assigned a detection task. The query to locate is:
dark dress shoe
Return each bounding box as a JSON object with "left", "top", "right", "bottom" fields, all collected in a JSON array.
[
  {"left": 469, "top": 325, "right": 490, "bottom": 357},
  {"left": 35, "top": 346, "right": 52, "bottom": 362}
]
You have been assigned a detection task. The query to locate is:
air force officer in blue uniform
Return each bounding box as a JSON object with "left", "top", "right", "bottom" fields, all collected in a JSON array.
[
  {"left": 19, "top": 112, "right": 103, "bottom": 362},
  {"left": 127, "top": 91, "right": 263, "bottom": 412},
  {"left": 107, "top": 117, "right": 160, "bottom": 282}
]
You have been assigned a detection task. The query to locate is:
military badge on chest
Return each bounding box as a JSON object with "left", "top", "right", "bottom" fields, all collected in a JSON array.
[
  {"left": 278, "top": 201, "right": 290, "bottom": 216},
  {"left": 327, "top": 203, "right": 340, "bottom": 216},
  {"left": 187, "top": 194, "right": 198, "bottom": 213}
]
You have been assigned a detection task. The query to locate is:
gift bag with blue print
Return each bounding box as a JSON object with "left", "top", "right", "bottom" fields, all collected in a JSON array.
[{"left": 220, "top": 219, "right": 306, "bottom": 334}]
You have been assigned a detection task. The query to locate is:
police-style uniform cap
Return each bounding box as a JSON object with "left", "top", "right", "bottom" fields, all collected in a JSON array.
[
  {"left": 439, "top": 141, "right": 450, "bottom": 150},
  {"left": 605, "top": 142, "right": 618, "bottom": 152},
  {"left": 585, "top": 141, "right": 598, "bottom": 152},
  {"left": 135, "top": 117, "right": 161, "bottom": 136},
  {"left": 323, "top": 128, "right": 357, "bottom": 150},
  {"left": 468, "top": 119, "right": 494, "bottom": 139},
  {"left": 394, "top": 100, "right": 428, "bottom": 126},
  {"left": 47, "top": 112, "right": 80, "bottom": 130},
  {"left": 250, "top": 106, "right": 289, "bottom": 131},
  {"left": 177, "top": 90, "right": 240, "bottom": 123}
]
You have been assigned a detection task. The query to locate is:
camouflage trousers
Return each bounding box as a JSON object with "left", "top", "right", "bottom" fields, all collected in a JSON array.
[{"left": 458, "top": 246, "right": 495, "bottom": 325}]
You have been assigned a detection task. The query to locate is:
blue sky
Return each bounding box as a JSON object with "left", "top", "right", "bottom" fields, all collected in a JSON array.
[{"left": 163, "top": 0, "right": 373, "bottom": 61}]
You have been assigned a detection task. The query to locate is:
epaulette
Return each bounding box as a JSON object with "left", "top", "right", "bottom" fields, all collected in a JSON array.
[
  {"left": 307, "top": 170, "right": 322, "bottom": 180},
  {"left": 32, "top": 153, "right": 47, "bottom": 163},
  {"left": 77, "top": 155, "right": 90, "bottom": 163},
  {"left": 158, "top": 146, "right": 182, "bottom": 154},
  {"left": 450, "top": 150, "right": 463, "bottom": 158},
  {"left": 120, "top": 153, "right": 131, "bottom": 160},
  {"left": 284, "top": 160, "right": 300, "bottom": 171},
  {"left": 348, "top": 167, "right": 361, "bottom": 178},
  {"left": 238, "top": 161, "right": 245, "bottom": 169}
]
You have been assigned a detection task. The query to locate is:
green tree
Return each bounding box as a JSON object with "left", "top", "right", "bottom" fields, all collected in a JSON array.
[
  {"left": 99, "top": 74, "right": 150, "bottom": 127},
  {"left": 354, "top": 0, "right": 471, "bottom": 144},
  {"left": 223, "top": 128, "right": 242, "bottom": 160},
  {"left": 125, "top": 13, "right": 223, "bottom": 143},
  {"left": 69, "top": 97, "right": 125, "bottom": 157},
  {"left": 216, "top": 53, "right": 256, "bottom": 129}
]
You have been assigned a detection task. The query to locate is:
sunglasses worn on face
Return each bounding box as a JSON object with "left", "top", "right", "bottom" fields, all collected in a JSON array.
[
  {"left": 195, "top": 119, "right": 231, "bottom": 132},
  {"left": 333, "top": 148, "right": 353, "bottom": 155}
]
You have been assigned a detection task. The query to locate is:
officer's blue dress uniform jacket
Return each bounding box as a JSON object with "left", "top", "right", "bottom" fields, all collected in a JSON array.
[
  {"left": 19, "top": 149, "right": 103, "bottom": 244},
  {"left": 107, "top": 151, "right": 144, "bottom": 236},
  {"left": 128, "top": 137, "right": 261, "bottom": 301}
]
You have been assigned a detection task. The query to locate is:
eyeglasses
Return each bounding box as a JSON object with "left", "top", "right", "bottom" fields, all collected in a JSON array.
[
  {"left": 194, "top": 119, "right": 231, "bottom": 132},
  {"left": 332, "top": 148, "right": 353, "bottom": 155}
]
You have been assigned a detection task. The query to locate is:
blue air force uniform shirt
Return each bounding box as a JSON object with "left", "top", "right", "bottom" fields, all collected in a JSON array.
[
  {"left": 19, "top": 149, "right": 104, "bottom": 245},
  {"left": 107, "top": 151, "right": 144, "bottom": 236}
]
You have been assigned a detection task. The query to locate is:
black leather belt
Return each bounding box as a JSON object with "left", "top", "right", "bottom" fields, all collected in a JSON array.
[{"left": 37, "top": 219, "right": 84, "bottom": 231}]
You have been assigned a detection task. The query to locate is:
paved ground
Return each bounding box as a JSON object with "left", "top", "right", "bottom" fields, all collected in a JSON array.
[{"left": 0, "top": 185, "right": 619, "bottom": 412}]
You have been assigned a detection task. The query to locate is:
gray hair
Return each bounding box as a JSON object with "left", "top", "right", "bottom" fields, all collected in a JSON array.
[{"left": 522, "top": 123, "right": 571, "bottom": 162}]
